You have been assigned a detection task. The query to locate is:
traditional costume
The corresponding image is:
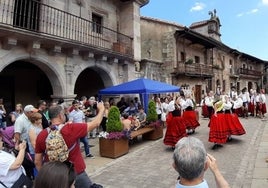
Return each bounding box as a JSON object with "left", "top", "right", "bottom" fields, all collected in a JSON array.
[
  {"left": 181, "top": 98, "right": 200, "bottom": 134},
  {"left": 164, "top": 100, "right": 187, "bottom": 148},
  {"left": 208, "top": 100, "right": 229, "bottom": 149},
  {"left": 201, "top": 98, "right": 209, "bottom": 118},
  {"left": 205, "top": 92, "right": 214, "bottom": 119},
  {"left": 248, "top": 90, "right": 256, "bottom": 116},
  {"left": 233, "top": 96, "right": 243, "bottom": 117},
  {"left": 223, "top": 97, "right": 246, "bottom": 140}
]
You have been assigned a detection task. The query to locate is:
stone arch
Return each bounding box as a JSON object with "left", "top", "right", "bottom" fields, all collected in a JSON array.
[
  {"left": 0, "top": 50, "right": 65, "bottom": 97},
  {"left": 72, "top": 60, "right": 117, "bottom": 96}
]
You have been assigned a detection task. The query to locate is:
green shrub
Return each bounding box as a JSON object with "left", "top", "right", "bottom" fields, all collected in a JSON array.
[
  {"left": 147, "top": 100, "right": 158, "bottom": 123},
  {"left": 106, "top": 106, "right": 123, "bottom": 133}
]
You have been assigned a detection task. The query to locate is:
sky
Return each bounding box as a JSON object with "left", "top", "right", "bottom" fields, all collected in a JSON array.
[{"left": 141, "top": 0, "right": 268, "bottom": 61}]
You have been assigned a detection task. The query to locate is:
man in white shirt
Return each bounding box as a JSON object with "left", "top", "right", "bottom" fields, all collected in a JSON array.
[
  {"left": 14, "top": 105, "right": 38, "bottom": 145},
  {"left": 173, "top": 137, "right": 230, "bottom": 188},
  {"left": 69, "top": 100, "right": 94, "bottom": 158}
]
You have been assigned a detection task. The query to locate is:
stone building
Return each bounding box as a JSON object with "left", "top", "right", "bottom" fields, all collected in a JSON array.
[
  {"left": 0, "top": 0, "right": 148, "bottom": 112},
  {"left": 140, "top": 10, "right": 267, "bottom": 104}
]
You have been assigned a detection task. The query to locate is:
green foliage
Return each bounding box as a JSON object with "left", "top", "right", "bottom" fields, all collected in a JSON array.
[
  {"left": 147, "top": 100, "right": 158, "bottom": 123},
  {"left": 185, "top": 59, "right": 193, "bottom": 64},
  {"left": 106, "top": 106, "right": 123, "bottom": 133}
]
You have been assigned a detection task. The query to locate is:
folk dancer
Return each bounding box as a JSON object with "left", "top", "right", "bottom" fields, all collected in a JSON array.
[
  {"left": 256, "top": 89, "right": 267, "bottom": 118},
  {"left": 208, "top": 98, "right": 229, "bottom": 150},
  {"left": 232, "top": 95, "right": 243, "bottom": 117},
  {"left": 164, "top": 97, "right": 187, "bottom": 149},
  {"left": 239, "top": 87, "right": 250, "bottom": 118},
  {"left": 248, "top": 89, "right": 256, "bottom": 117},
  {"left": 181, "top": 93, "right": 200, "bottom": 134},
  {"left": 223, "top": 95, "right": 246, "bottom": 141},
  {"left": 205, "top": 91, "right": 214, "bottom": 119}
]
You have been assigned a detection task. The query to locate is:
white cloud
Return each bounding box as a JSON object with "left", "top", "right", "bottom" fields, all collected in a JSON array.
[
  {"left": 247, "top": 8, "right": 259, "bottom": 14},
  {"left": 237, "top": 13, "right": 244, "bottom": 17},
  {"left": 190, "top": 2, "right": 206, "bottom": 12},
  {"left": 262, "top": 0, "right": 268, "bottom": 6},
  {"left": 237, "top": 8, "right": 259, "bottom": 17}
]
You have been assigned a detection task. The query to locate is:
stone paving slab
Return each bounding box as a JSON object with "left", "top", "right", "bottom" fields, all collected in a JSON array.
[{"left": 82, "top": 115, "right": 268, "bottom": 188}]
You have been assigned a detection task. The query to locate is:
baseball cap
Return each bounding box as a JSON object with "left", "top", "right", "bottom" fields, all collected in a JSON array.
[{"left": 24, "top": 105, "right": 38, "bottom": 112}]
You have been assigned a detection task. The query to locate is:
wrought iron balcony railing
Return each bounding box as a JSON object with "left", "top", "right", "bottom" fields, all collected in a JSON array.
[{"left": 0, "top": 0, "right": 133, "bottom": 56}]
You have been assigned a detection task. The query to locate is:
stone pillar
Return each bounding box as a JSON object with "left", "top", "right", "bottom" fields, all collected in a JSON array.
[{"left": 50, "top": 61, "right": 77, "bottom": 103}]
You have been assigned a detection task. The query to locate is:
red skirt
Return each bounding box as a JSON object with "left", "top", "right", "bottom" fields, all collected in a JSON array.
[
  {"left": 182, "top": 110, "right": 200, "bottom": 130},
  {"left": 208, "top": 113, "right": 229, "bottom": 144},
  {"left": 164, "top": 113, "right": 187, "bottom": 147},
  {"left": 202, "top": 105, "right": 209, "bottom": 118},
  {"left": 234, "top": 108, "right": 243, "bottom": 117},
  {"left": 255, "top": 102, "right": 266, "bottom": 114},
  {"left": 248, "top": 102, "right": 255, "bottom": 115},
  {"left": 225, "top": 113, "right": 246, "bottom": 135},
  {"left": 261, "top": 103, "right": 267, "bottom": 114}
]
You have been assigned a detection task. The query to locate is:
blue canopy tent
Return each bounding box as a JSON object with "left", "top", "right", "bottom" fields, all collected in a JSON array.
[{"left": 98, "top": 78, "right": 180, "bottom": 113}]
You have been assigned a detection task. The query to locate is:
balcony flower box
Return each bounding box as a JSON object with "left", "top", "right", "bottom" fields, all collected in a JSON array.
[{"left": 113, "top": 42, "right": 126, "bottom": 54}]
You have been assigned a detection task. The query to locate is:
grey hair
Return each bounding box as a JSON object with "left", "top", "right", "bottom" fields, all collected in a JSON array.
[
  {"left": 48, "top": 105, "right": 63, "bottom": 120},
  {"left": 173, "top": 137, "right": 207, "bottom": 180}
]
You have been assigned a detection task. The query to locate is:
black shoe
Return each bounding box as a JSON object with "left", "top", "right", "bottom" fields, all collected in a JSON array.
[
  {"left": 212, "top": 144, "right": 218, "bottom": 150},
  {"left": 86, "top": 154, "right": 95, "bottom": 158},
  {"left": 217, "top": 144, "right": 223, "bottom": 147}
]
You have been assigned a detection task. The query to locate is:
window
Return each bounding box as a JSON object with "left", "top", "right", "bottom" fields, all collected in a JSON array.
[
  {"left": 92, "top": 13, "right": 102, "bottom": 34},
  {"left": 180, "top": 52, "right": 185, "bottom": 62},
  {"left": 229, "top": 59, "right": 233, "bottom": 74},
  {"left": 222, "top": 80, "right": 226, "bottom": 92},
  {"left": 13, "top": 0, "right": 40, "bottom": 31},
  {"left": 194, "top": 56, "right": 200, "bottom": 63}
]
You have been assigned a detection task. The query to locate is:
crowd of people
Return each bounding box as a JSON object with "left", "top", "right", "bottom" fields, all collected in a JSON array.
[
  {"left": 201, "top": 87, "right": 267, "bottom": 149},
  {"left": 0, "top": 85, "right": 266, "bottom": 187},
  {"left": 0, "top": 97, "right": 105, "bottom": 188}
]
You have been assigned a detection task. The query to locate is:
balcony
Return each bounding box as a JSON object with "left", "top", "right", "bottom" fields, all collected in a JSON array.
[
  {"left": 238, "top": 68, "right": 262, "bottom": 79},
  {"left": 0, "top": 0, "right": 133, "bottom": 58},
  {"left": 229, "top": 69, "right": 239, "bottom": 78},
  {"left": 173, "top": 62, "right": 213, "bottom": 78}
]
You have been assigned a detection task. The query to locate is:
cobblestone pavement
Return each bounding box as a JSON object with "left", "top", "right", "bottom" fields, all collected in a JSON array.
[{"left": 83, "top": 111, "right": 268, "bottom": 188}]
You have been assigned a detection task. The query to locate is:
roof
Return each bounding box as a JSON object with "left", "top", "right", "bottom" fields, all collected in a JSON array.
[
  {"left": 175, "top": 27, "right": 223, "bottom": 49},
  {"left": 141, "top": 16, "right": 184, "bottom": 28}
]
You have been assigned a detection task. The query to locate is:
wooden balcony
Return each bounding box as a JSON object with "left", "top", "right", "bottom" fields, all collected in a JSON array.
[
  {"left": 238, "top": 68, "right": 262, "bottom": 79},
  {"left": 173, "top": 62, "right": 213, "bottom": 78},
  {"left": 0, "top": 0, "right": 133, "bottom": 58}
]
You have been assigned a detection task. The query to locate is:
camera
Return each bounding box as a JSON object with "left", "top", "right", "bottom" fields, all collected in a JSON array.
[{"left": 93, "top": 102, "right": 97, "bottom": 109}]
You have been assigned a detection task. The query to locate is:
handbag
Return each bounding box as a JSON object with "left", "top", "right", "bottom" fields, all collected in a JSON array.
[
  {"left": 11, "top": 173, "right": 33, "bottom": 188},
  {"left": 0, "top": 173, "right": 33, "bottom": 188}
]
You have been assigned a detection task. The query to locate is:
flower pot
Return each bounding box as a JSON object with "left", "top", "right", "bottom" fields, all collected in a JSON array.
[
  {"left": 99, "top": 137, "right": 129, "bottom": 158},
  {"left": 142, "top": 126, "right": 163, "bottom": 140},
  {"left": 113, "top": 42, "right": 126, "bottom": 54}
]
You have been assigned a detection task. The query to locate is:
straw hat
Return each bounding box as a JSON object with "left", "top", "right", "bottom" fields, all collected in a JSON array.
[{"left": 215, "top": 100, "right": 224, "bottom": 112}]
